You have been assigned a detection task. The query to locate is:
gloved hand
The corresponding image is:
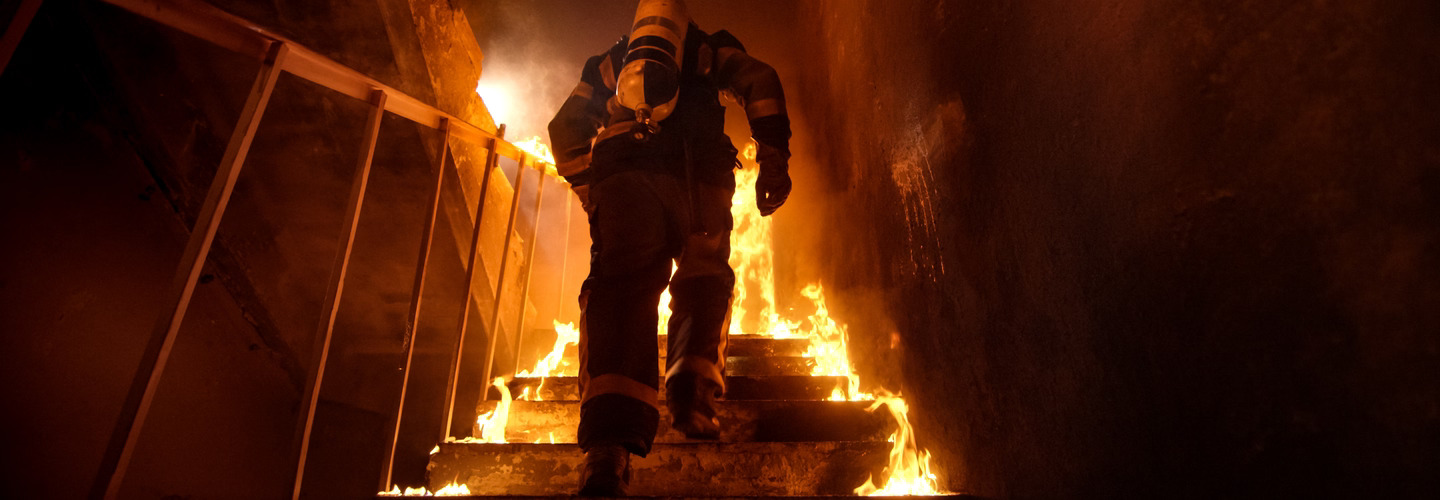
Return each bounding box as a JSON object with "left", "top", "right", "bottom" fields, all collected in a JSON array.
[{"left": 754, "top": 143, "right": 791, "bottom": 216}]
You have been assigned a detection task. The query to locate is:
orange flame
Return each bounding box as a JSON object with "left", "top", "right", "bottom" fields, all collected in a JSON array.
[
  {"left": 473, "top": 377, "right": 511, "bottom": 443},
  {"left": 728, "top": 143, "right": 786, "bottom": 337},
  {"left": 854, "top": 391, "right": 946, "bottom": 495},
  {"left": 379, "top": 481, "right": 473, "bottom": 496},
  {"left": 517, "top": 321, "right": 580, "bottom": 399},
  {"left": 728, "top": 141, "right": 947, "bottom": 493},
  {"left": 512, "top": 135, "right": 558, "bottom": 176},
  {"left": 656, "top": 264, "right": 678, "bottom": 334}
]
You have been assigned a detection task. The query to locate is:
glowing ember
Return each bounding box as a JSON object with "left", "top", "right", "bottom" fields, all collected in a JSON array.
[{"left": 854, "top": 391, "right": 946, "bottom": 496}]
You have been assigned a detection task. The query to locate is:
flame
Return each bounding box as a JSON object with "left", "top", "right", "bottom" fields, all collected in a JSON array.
[
  {"left": 725, "top": 142, "right": 948, "bottom": 493},
  {"left": 474, "top": 77, "right": 557, "bottom": 174},
  {"left": 512, "top": 135, "right": 558, "bottom": 171},
  {"left": 656, "top": 264, "right": 678, "bottom": 334},
  {"left": 474, "top": 377, "right": 511, "bottom": 443},
  {"left": 655, "top": 141, "right": 789, "bottom": 339},
  {"left": 854, "top": 391, "right": 946, "bottom": 496},
  {"left": 727, "top": 143, "right": 783, "bottom": 337},
  {"left": 432, "top": 483, "right": 473, "bottom": 496},
  {"left": 378, "top": 481, "right": 473, "bottom": 497},
  {"left": 518, "top": 321, "right": 579, "bottom": 387}
]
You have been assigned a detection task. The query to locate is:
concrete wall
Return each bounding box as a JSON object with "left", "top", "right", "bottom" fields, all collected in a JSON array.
[{"left": 784, "top": 0, "right": 1440, "bottom": 497}]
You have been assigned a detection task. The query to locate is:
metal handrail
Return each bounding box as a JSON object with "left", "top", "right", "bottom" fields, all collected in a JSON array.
[
  {"left": 101, "top": 0, "right": 549, "bottom": 166},
  {"left": 14, "top": 0, "right": 579, "bottom": 498}
]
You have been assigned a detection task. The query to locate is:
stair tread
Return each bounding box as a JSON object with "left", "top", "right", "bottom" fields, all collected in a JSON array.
[
  {"left": 495, "top": 375, "right": 852, "bottom": 401},
  {"left": 581, "top": 335, "right": 815, "bottom": 357},
  {"left": 547, "top": 355, "right": 818, "bottom": 377},
  {"left": 428, "top": 441, "right": 890, "bottom": 496},
  {"left": 475, "top": 399, "right": 893, "bottom": 443}
]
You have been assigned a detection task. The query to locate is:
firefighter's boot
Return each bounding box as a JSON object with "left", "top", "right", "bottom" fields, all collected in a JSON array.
[
  {"left": 665, "top": 373, "right": 721, "bottom": 439},
  {"left": 578, "top": 444, "right": 631, "bottom": 496}
]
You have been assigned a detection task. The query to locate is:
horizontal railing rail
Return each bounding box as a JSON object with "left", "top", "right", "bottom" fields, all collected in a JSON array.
[{"left": 99, "top": 0, "right": 541, "bottom": 164}]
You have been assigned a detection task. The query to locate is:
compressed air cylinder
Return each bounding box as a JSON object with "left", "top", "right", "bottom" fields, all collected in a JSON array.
[{"left": 615, "top": 0, "right": 690, "bottom": 125}]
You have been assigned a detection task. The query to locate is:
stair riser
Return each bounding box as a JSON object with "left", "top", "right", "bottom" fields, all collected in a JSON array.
[
  {"left": 542, "top": 355, "right": 817, "bottom": 377},
  {"left": 493, "top": 375, "right": 852, "bottom": 401},
  {"left": 473, "top": 400, "right": 894, "bottom": 443},
  {"left": 553, "top": 336, "right": 813, "bottom": 359},
  {"left": 428, "top": 442, "right": 889, "bottom": 496}
]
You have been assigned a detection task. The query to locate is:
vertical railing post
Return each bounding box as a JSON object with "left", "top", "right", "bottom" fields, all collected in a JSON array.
[
  {"left": 479, "top": 154, "right": 529, "bottom": 398},
  {"left": 91, "top": 40, "right": 288, "bottom": 500},
  {"left": 291, "top": 88, "right": 387, "bottom": 500},
  {"left": 556, "top": 190, "right": 573, "bottom": 322},
  {"left": 441, "top": 126, "right": 504, "bottom": 440},
  {"left": 378, "top": 118, "right": 450, "bottom": 490},
  {"left": 0, "top": 0, "right": 42, "bottom": 76},
  {"left": 511, "top": 171, "right": 547, "bottom": 375}
]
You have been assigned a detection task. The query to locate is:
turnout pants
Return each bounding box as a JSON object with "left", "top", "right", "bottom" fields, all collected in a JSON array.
[{"left": 576, "top": 169, "right": 735, "bottom": 456}]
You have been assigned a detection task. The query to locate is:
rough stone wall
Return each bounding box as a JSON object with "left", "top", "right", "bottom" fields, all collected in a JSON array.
[{"left": 786, "top": 0, "right": 1440, "bottom": 497}]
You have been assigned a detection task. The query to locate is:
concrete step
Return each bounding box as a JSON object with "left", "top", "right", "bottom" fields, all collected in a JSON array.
[
  {"left": 544, "top": 355, "right": 817, "bottom": 377},
  {"left": 473, "top": 400, "right": 894, "bottom": 443},
  {"left": 548, "top": 335, "right": 814, "bottom": 375},
  {"left": 557, "top": 334, "right": 813, "bottom": 358},
  {"left": 724, "top": 355, "right": 815, "bottom": 376},
  {"left": 492, "top": 375, "right": 851, "bottom": 401},
  {"left": 427, "top": 441, "right": 890, "bottom": 496}
]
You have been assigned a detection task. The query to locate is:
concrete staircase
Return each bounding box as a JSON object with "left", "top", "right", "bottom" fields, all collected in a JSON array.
[{"left": 425, "top": 334, "right": 900, "bottom": 496}]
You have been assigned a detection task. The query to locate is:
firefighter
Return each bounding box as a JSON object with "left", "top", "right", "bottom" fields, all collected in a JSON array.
[{"left": 547, "top": 0, "right": 791, "bottom": 495}]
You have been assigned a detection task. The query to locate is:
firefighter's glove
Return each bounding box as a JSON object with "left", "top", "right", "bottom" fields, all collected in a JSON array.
[
  {"left": 749, "top": 115, "right": 792, "bottom": 216},
  {"left": 755, "top": 144, "right": 791, "bottom": 216}
]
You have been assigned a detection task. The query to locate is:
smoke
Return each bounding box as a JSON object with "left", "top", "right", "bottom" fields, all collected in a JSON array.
[
  {"left": 472, "top": 15, "right": 569, "bottom": 141},
  {"left": 458, "top": 1, "right": 636, "bottom": 325},
  {"left": 463, "top": 1, "right": 634, "bottom": 142}
]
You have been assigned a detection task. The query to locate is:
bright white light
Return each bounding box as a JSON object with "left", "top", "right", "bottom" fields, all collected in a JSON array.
[{"left": 475, "top": 81, "right": 515, "bottom": 128}]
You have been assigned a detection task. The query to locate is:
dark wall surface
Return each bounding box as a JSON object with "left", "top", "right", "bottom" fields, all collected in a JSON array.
[
  {"left": 0, "top": 4, "right": 301, "bottom": 498},
  {"left": 2, "top": 0, "right": 511, "bottom": 497},
  {"left": 786, "top": 0, "right": 1440, "bottom": 497}
]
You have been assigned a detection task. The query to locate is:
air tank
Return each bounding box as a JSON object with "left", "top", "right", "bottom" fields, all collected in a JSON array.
[{"left": 615, "top": 0, "right": 690, "bottom": 128}]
